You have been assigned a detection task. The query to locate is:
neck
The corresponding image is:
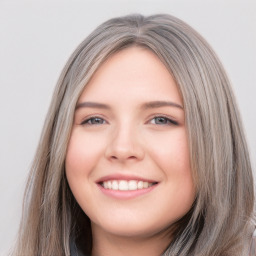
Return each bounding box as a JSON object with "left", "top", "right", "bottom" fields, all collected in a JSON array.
[{"left": 91, "top": 224, "right": 172, "bottom": 256}]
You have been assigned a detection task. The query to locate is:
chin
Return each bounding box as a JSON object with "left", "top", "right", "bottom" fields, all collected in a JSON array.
[{"left": 92, "top": 215, "right": 176, "bottom": 239}]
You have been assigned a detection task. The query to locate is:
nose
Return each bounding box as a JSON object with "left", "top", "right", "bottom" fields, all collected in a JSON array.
[{"left": 105, "top": 124, "right": 145, "bottom": 163}]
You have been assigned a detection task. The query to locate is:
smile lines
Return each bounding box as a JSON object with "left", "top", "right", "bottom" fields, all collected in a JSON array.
[{"left": 101, "top": 180, "right": 157, "bottom": 191}]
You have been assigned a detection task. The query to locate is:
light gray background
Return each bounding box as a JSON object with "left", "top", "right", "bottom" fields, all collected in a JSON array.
[{"left": 0, "top": 0, "right": 255, "bottom": 255}]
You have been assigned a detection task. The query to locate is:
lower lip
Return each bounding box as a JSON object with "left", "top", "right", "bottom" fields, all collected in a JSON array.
[{"left": 97, "top": 184, "right": 158, "bottom": 199}]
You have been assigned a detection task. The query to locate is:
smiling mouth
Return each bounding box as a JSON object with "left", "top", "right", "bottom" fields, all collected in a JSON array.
[{"left": 99, "top": 180, "right": 158, "bottom": 191}]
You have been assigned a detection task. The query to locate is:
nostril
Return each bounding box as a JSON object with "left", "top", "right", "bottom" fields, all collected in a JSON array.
[
  {"left": 128, "top": 156, "right": 137, "bottom": 159},
  {"left": 110, "top": 155, "right": 137, "bottom": 161},
  {"left": 105, "top": 140, "right": 145, "bottom": 161}
]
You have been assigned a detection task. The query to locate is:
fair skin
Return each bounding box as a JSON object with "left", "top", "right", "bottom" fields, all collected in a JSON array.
[{"left": 65, "top": 47, "right": 196, "bottom": 256}]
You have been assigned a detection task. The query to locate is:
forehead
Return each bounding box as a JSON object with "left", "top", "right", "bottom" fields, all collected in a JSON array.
[{"left": 78, "top": 47, "right": 182, "bottom": 105}]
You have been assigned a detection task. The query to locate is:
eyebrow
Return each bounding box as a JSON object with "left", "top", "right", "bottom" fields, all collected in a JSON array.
[
  {"left": 141, "top": 101, "right": 183, "bottom": 110},
  {"left": 75, "top": 100, "right": 183, "bottom": 111},
  {"left": 76, "top": 101, "right": 111, "bottom": 110}
]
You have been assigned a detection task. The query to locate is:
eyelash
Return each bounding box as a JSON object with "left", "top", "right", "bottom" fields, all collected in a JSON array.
[
  {"left": 149, "top": 116, "right": 178, "bottom": 126},
  {"left": 80, "top": 115, "right": 178, "bottom": 126},
  {"left": 81, "top": 116, "right": 106, "bottom": 125}
]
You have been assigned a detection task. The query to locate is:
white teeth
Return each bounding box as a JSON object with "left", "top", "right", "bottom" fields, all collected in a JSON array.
[
  {"left": 143, "top": 181, "right": 149, "bottom": 189},
  {"left": 102, "top": 180, "right": 155, "bottom": 190},
  {"left": 137, "top": 181, "right": 143, "bottom": 189},
  {"left": 128, "top": 180, "right": 137, "bottom": 190},
  {"left": 119, "top": 180, "right": 129, "bottom": 190},
  {"left": 112, "top": 180, "right": 118, "bottom": 190},
  {"left": 107, "top": 180, "right": 112, "bottom": 189}
]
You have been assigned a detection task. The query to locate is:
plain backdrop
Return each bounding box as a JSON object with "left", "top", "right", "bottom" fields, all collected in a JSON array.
[{"left": 0, "top": 0, "right": 255, "bottom": 255}]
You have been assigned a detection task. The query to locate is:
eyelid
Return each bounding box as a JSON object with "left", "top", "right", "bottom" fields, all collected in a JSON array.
[
  {"left": 80, "top": 115, "right": 108, "bottom": 126},
  {"left": 147, "top": 114, "right": 179, "bottom": 126},
  {"left": 78, "top": 114, "right": 179, "bottom": 126}
]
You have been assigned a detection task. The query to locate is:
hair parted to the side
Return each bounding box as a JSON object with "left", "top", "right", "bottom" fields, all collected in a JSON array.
[{"left": 11, "top": 14, "right": 254, "bottom": 256}]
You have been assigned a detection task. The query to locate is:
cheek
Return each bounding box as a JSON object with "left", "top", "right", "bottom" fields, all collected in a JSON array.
[
  {"left": 146, "top": 128, "right": 191, "bottom": 175},
  {"left": 146, "top": 128, "right": 195, "bottom": 208},
  {"left": 66, "top": 136, "right": 87, "bottom": 178},
  {"left": 65, "top": 130, "right": 104, "bottom": 186},
  {"left": 65, "top": 130, "right": 106, "bottom": 213}
]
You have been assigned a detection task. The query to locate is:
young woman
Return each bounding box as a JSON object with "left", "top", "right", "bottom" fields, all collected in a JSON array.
[{"left": 12, "top": 14, "right": 255, "bottom": 256}]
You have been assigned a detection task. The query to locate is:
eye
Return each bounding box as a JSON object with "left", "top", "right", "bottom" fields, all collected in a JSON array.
[
  {"left": 81, "top": 117, "right": 106, "bottom": 125},
  {"left": 150, "top": 116, "right": 178, "bottom": 126}
]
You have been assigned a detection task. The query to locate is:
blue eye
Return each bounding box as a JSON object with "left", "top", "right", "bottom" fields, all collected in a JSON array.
[
  {"left": 81, "top": 117, "right": 106, "bottom": 125},
  {"left": 151, "top": 116, "right": 178, "bottom": 125}
]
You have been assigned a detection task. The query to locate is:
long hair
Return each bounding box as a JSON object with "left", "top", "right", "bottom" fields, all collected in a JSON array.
[{"left": 12, "top": 14, "right": 254, "bottom": 256}]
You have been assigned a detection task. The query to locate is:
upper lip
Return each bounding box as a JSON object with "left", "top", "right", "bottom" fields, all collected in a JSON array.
[{"left": 96, "top": 174, "right": 158, "bottom": 184}]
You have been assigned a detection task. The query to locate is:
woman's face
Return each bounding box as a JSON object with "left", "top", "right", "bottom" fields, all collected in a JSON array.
[{"left": 66, "top": 47, "right": 195, "bottom": 239}]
